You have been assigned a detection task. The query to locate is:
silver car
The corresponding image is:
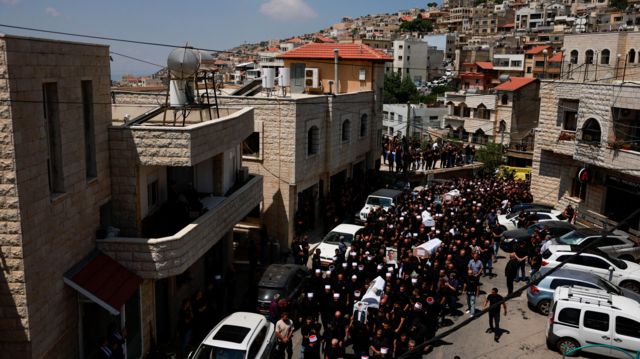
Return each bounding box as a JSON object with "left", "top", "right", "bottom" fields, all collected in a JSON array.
[
  {"left": 528, "top": 267, "right": 640, "bottom": 315},
  {"left": 553, "top": 228, "right": 640, "bottom": 262}
]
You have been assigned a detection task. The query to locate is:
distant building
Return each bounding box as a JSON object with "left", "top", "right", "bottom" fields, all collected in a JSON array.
[
  {"left": 524, "top": 45, "right": 561, "bottom": 79},
  {"left": 422, "top": 33, "right": 457, "bottom": 60},
  {"left": 492, "top": 53, "right": 526, "bottom": 77},
  {"left": 392, "top": 38, "right": 445, "bottom": 84},
  {"left": 444, "top": 92, "right": 497, "bottom": 145},
  {"left": 382, "top": 104, "right": 448, "bottom": 137}
]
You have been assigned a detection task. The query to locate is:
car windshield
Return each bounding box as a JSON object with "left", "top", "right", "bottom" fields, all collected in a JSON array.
[
  {"left": 366, "top": 196, "right": 392, "bottom": 208},
  {"left": 192, "top": 345, "right": 246, "bottom": 359},
  {"left": 527, "top": 223, "right": 542, "bottom": 235},
  {"left": 596, "top": 277, "right": 622, "bottom": 295},
  {"left": 557, "top": 231, "right": 584, "bottom": 245},
  {"left": 590, "top": 248, "right": 629, "bottom": 270},
  {"left": 506, "top": 212, "right": 520, "bottom": 219},
  {"left": 257, "top": 287, "right": 282, "bottom": 302},
  {"left": 323, "top": 231, "right": 354, "bottom": 245}
]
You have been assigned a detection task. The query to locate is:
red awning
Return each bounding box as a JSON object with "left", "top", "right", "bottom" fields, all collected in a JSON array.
[{"left": 64, "top": 251, "right": 142, "bottom": 315}]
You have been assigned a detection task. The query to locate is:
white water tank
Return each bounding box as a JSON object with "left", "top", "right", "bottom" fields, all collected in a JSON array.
[
  {"left": 279, "top": 68, "right": 291, "bottom": 87},
  {"left": 262, "top": 68, "right": 275, "bottom": 89},
  {"left": 167, "top": 47, "right": 200, "bottom": 79}
]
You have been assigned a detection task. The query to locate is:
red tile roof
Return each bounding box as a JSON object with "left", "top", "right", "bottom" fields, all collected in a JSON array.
[
  {"left": 500, "top": 23, "right": 515, "bottom": 28},
  {"left": 494, "top": 77, "right": 537, "bottom": 91},
  {"left": 476, "top": 61, "right": 494, "bottom": 70},
  {"left": 526, "top": 45, "right": 553, "bottom": 55},
  {"left": 548, "top": 52, "right": 563, "bottom": 62},
  {"left": 278, "top": 43, "right": 393, "bottom": 61},
  {"left": 64, "top": 251, "right": 143, "bottom": 315},
  {"left": 315, "top": 36, "right": 336, "bottom": 43},
  {"left": 400, "top": 15, "right": 414, "bottom": 22}
]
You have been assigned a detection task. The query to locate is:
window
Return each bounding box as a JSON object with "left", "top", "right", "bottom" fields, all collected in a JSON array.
[
  {"left": 571, "top": 171, "right": 587, "bottom": 200},
  {"left": 43, "top": 82, "right": 65, "bottom": 194},
  {"left": 600, "top": 49, "right": 610, "bottom": 65},
  {"left": 398, "top": 115, "right": 403, "bottom": 123},
  {"left": 501, "top": 94, "right": 509, "bottom": 105},
  {"left": 147, "top": 180, "right": 159, "bottom": 210},
  {"left": 585, "top": 50, "right": 594, "bottom": 64},
  {"left": 558, "top": 99, "right": 578, "bottom": 131},
  {"left": 242, "top": 132, "right": 260, "bottom": 158},
  {"left": 580, "top": 256, "right": 609, "bottom": 269},
  {"left": 398, "top": 56, "right": 403, "bottom": 60},
  {"left": 512, "top": 60, "right": 522, "bottom": 67},
  {"left": 360, "top": 114, "right": 368, "bottom": 137},
  {"left": 569, "top": 50, "right": 579, "bottom": 64},
  {"left": 527, "top": 67, "right": 532, "bottom": 74},
  {"left": 558, "top": 308, "right": 580, "bottom": 326},
  {"left": 549, "top": 279, "right": 598, "bottom": 290},
  {"left": 535, "top": 61, "right": 545, "bottom": 67},
  {"left": 248, "top": 327, "right": 267, "bottom": 358},
  {"left": 581, "top": 118, "right": 601, "bottom": 144},
  {"left": 629, "top": 49, "right": 636, "bottom": 64},
  {"left": 407, "top": 56, "right": 410, "bottom": 61},
  {"left": 584, "top": 311, "right": 609, "bottom": 332},
  {"left": 82, "top": 80, "right": 97, "bottom": 179},
  {"left": 341, "top": 119, "right": 351, "bottom": 142},
  {"left": 616, "top": 317, "right": 640, "bottom": 338},
  {"left": 307, "top": 126, "right": 319, "bottom": 155}
]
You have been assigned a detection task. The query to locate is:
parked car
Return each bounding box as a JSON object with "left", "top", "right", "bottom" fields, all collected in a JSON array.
[
  {"left": 507, "top": 202, "right": 555, "bottom": 214},
  {"left": 357, "top": 189, "right": 403, "bottom": 223},
  {"left": 312, "top": 224, "right": 364, "bottom": 266},
  {"left": 190, "top": 312, "right": 275, "bottom": 359},
  {"left": 546, "top": 286, "right": 640, "bottom": 358},
  {"left": 501, "top": 221, "right": 576, "bottom": 253},
  {"left": 497, "top": 209, "right": 564, "bottom": 231},
  {"left": 542, "top": 244, "right": 640, "bottom": 293},
  {"left": 553, "top": 228, "right": 639, "bottom": 262},
  {"left": 528, "top": 267, "right": 640, "bottom": 315},
  {"left": 256, "top": 264, "right": 309, "bottom": 315}
]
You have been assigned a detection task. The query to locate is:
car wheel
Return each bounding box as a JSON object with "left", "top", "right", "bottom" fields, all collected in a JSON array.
[
  {"left": 620, "top": 281, "right": 640, "bottom": 293},
  {"left": 556, "top": 337, "right": 580, "bottom": 356},
  {"left": 536, "top": 299, "right": 551, "bottom": 315}
]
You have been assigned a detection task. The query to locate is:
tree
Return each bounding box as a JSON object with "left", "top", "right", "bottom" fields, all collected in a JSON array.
[
  {"left": 610, "top": 0, "right": 627, "bottom": 9},
  {"left": 427, "top": 2, "right": 438, "bottom": 7},
  {"left": 399, "top": 18, "right": 434, "bottom": 33},
  {"left": 384, "top": 72, "right": 419, "bottom": 104},
  {"left": 475, "top": 142, "right": 504, "bottom": 175}
]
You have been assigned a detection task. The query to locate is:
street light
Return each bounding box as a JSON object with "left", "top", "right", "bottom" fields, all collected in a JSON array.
[
  {"left": 616, "top": 53, "right": 622, "bottom": 80},
  {"left": 542, "top": 48, "right": 549, "bottom": 79}
]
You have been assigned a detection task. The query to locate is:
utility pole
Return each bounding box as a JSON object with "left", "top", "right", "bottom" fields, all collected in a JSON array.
[{"left": 405, "top": 101, "right": 411, "bottom": 139}]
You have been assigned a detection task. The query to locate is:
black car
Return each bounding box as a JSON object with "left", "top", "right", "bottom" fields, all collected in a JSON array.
[
  {"left": 500, "top": 220, "right": 576, "bottom": 253},
  {"left": 256, "top": 264, "right": 309, "bottom": 315}
]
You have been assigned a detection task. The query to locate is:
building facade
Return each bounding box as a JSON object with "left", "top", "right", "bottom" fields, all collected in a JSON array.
[
  {"left": 444, "top": 92, "right": 497, "bottom": 145},
  {"left": 392, "top": 38, "right": 444, "bottom": 84},
  {"left": 382, "top": 104, "right": 448, "bottom": 137}
]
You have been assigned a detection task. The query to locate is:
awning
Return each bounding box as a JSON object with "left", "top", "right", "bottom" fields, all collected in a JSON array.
[{"left": 64, "top": 251, "right": 143, "bottom": 315}]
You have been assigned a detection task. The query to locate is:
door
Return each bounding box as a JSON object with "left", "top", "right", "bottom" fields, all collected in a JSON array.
[
  {"left": 581, "top": 309, "right": 613, "bottom": 357},
  {"left": 614, "top": 316, "right": 640, "bottom": 357},
  {"left": 291, "top": 63, "right": 305, "bottom": 94}
]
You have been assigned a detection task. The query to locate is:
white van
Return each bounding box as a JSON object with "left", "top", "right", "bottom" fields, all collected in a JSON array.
[
  {"left": 357, "top": 189, "right": 402, "bottom": 223},
  {"left": 546, "top": 286, "right": 640, "bottom": 358}
]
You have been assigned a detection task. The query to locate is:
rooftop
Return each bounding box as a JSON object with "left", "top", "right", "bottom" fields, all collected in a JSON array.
[
  {"left": 495, "top": 77, "right": 537, "bottom": 91},
  {"left": 476, "top": 61, "right": 494, "bottom": 70},
  {"left": 526, "top": 45, "right": 553, "bottom": 55},
  {"left": 278, "top": 43, "right": 393, "bottom": 61}
]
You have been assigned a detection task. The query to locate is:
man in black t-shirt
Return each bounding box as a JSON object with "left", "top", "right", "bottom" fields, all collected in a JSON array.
[
  {"left": 462, "top": 269, "right": 480, "bottom": 317},
  {"left": 484, "top": 287, "right": 507, "bottom": 338}
]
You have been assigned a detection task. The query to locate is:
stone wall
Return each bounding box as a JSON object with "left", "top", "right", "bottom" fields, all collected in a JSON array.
[
  {"left": 97, "top": 175, "right": 262, "bottom": 278},
  {"left": 0, "top": 37, "right": 31, "bottom": 357},
  {"left": 2, "top": 36, "right": 113, "bottom": 358}
]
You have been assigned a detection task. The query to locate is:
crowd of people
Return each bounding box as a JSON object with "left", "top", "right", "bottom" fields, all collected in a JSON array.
[
  {"left": 382, "top": 136, "right": 476, "bottom": 174},
  {"left": 271, "top": 177, "right": 538, "bottom": 358}
]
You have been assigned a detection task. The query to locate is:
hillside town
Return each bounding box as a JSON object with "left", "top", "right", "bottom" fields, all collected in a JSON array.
[{"left": 1, "top": 0, "right": 640, "bottom": 358}]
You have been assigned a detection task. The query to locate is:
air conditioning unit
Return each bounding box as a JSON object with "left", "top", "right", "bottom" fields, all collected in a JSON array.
[{"left": 305, "top": 68, "right": 320, "bottom": 88}]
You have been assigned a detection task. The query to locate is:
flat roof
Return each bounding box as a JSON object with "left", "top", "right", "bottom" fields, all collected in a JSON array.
[{"left": 0, "top": 33, "right": 110, "bottom": 48}]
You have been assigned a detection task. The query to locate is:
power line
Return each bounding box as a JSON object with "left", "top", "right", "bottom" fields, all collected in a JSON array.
[{"left": 110, "top": 51, "right": 165, "bottom": 68}]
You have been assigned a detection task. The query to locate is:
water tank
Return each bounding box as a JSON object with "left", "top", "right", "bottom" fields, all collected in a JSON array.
[
  {"left": 167, "top": 47, "right": 200, "bottom": 79},
  {"left": 262, "top": 68, "right": 275, "bottom": 89},
  {"left": 279, "top": 68, "right": 291, "bottom": 87}
]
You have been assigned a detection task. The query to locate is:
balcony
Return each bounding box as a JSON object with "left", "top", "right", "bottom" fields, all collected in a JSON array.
[
  {"left": 97, "top": 175, "right": 263, "bottom": 279},
  {"left": 110, "top": 107, "right": 254, "bottom": 167}
]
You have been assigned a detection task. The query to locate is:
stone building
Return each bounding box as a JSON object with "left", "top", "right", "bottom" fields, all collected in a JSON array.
[
  {"left": 232, "top": 43, "right": 391, "bottom": 245},
  {"left": 531, "top": 80, "right": 640, "bottom": 238},
  {"left": 0, "top": 34, "right": 261, "bottom": 358},
  {"left": 444, "top": 92, "right": 497, "bottom": 145},
  {"left": 0, "top": 35, "right": 113, "bottom": 357}
]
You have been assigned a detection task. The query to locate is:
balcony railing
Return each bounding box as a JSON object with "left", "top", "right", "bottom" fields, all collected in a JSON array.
[{"left": 97, "top": 175, "right": 263, "bottom": 279}]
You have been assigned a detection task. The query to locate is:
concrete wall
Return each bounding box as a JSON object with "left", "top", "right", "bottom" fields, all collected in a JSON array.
[
  {"left": 1, "top": 35, "right": 112, "bottom": 358},
  {"left": 282, "top": 59, "right": 379, "bottom": 94}
]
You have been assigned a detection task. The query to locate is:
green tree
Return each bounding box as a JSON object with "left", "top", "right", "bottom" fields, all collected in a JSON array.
[
  {"left": 384, "top": 72, "right": 419, "bottom": 104},
  {"left": 399, "top": 18, "right": 434, "bottom": 33},
  {"left": 610, "top": 0, "right": 627, "bottom": 9},
  {"left": 475, "top": 142, "right": 504, "bottom": 175},
  {"left": 427, "top": 2, "right": 438, "bottom": 7}
]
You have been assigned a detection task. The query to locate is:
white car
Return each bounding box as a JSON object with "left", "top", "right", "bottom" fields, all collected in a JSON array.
[
  {"left": 358, "top": 189, "right": 402, "bottom": 223},
  {"left": 546, "top": 286, "right": 640, "bottom": 358},
  {"left": 497, "top": 209, "right": 564, "bottom": 231},
  {"left": 542, "top": 244, "right": 640, "bottom": 293},
  {"left": 190, "top": 312, "right": 275, "bottom": 359},
  {"left": 313, "top": 224, "right": 364, "bottom": 266},
  {"left": 552, "top": 228, "right": 639, "bottom": 262}
]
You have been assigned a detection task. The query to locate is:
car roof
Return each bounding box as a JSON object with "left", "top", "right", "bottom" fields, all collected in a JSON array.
[
  {"left": 203, "top": 312, "right": 266, "bottom": 349},
  {"left": 258, "top": 264, "right": 307, "bottom": 288},
  {"left": 532, "top": 220, "right": 574, "bottom": 229},
  {"left": 370, "top": 189, "right": 403, "bottom": 198},
  {"left": 538, "top": 267, "right": 602, "bottom": 282},
  {"left": 555, "top": 286, "right": 640, "bottom": 311},
  {"left": 330, "top": 224, "right": 364, "bottom": 235}
]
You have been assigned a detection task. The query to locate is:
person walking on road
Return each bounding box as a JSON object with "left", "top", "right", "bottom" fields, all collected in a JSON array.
[
  {"left": 462, "top": 269, "right": 480, "bottom": 317},
  {"left": 484, "top": 288, "right": 507, "bottom": 340},
  {"left": 505, "top": 253, "right": 519, "bottom": 295},
  {"left": 275, "top": 312, "right": 294, "bottom": 359}
]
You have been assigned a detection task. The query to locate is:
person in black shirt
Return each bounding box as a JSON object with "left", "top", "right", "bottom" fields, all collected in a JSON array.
[
  {"left": 504, "top": 253, "right": 519, "bottom": 295},
  {"left": 462, "top": 269, "right": 480, "bottom": 317},
  {"left": 483, "top": 287, "right": 507, "bottom": 339},
  {"left": 514, "top": 241, "right": 529, "bottom": 282}
]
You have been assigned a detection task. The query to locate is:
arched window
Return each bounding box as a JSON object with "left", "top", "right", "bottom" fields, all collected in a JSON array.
[
  {"left": 499, "top": 120, "right": 507, "bottom": 133},
  {"left": 629, "top": 49, "right": 636, "bottom": 64},
  {"left": 476, "top": 104, "right": 490, "bottom": 119},
  {"left": 360, "top": 114, "right": 368, "bottom": 137},
  {"left": 473, "top": 129, "right": 487, "bottom": 144},
  {"left": 308, "top": 126, "right": 319, "bottom": 155},
  {"left": 501, "top": 93, "right": 509, "bottom": 105},
  {"left": 581, "top": 118, "right": 601, "bottom": 144},
  {"left": 600, "top": 49, "right": 610, "bottom": 65},
  {"left": 570, "top": 50, "right": 579, "bottom": 64},
  {"left": 342, "top": 119, "right": 351, "bottom": 142},
  {"left": 585, "top": 50, "right": 594, "bottom": 64}
]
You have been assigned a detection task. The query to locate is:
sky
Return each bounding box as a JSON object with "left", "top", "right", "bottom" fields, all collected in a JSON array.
[{"left": 0, "top": 0, "right": 430, "bottom": 79}]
